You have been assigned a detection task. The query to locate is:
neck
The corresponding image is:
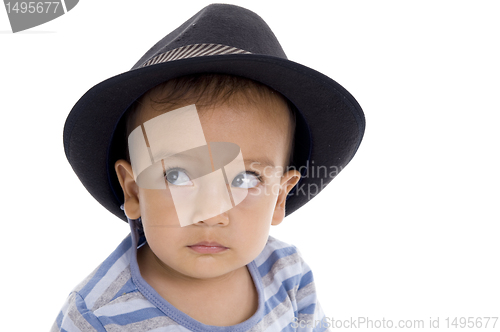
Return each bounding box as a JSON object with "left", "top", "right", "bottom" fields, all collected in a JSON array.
[{"left": 136, "top": 243, "right": 258, "bottom": 326}]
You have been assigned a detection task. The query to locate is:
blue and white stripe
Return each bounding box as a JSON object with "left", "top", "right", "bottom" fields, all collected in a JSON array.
[{"left": 51, "top": 233, "right": 329, "bottom": 332}]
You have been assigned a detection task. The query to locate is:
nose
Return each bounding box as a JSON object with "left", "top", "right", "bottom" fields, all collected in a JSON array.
[{"left": 197, "top": 213, "right": 229, "bottom": 226}]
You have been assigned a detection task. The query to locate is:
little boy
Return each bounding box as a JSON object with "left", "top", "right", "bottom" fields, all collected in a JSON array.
[{"left": 54, "top": 4, "right": 365, "bottom": 332}]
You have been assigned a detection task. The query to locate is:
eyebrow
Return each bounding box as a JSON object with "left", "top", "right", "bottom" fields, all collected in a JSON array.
[
  {"left": 153, "top": 149, "right": 277, "bottom": 169},
  {"left": 244, "top": 158, "right": 276, "bottom": 168},
  {"left": 154, "top": 150, "right": 204, "bottom": 163}
]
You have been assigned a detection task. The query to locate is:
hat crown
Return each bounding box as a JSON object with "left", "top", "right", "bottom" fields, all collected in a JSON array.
[{"left": 132, "top": 4, "right": 287, "bottom": 69}]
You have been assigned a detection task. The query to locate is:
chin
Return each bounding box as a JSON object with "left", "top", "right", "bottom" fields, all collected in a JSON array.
[{"left": 187, "top": 259, "right": 244, "bottom": 279}]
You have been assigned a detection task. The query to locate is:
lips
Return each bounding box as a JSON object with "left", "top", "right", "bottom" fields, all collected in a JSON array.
[{"left": 188, "top": 241, "right": 229, "bottom": 254}]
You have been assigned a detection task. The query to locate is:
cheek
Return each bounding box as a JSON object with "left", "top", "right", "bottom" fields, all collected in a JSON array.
[
  {"left": 228, "top": 182, "right": 280, "bottom": 242},
  {"left": 142, "top": 226, "right": 189, "bottom": 272},
  {"left": 235, "top": 181, "right": 281, "bottom": 212},
  {"left": 139, "top": 187, "right": 180, "bottom": 226}
]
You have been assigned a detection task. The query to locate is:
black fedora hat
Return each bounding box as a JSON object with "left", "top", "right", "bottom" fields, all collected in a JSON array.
[{"left": 63, "top": 3, "right": 365, "bottom": 223}]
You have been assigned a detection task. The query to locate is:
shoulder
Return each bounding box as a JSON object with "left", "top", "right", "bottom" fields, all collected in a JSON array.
[
  {"left": 249, "top": 237, "right": 328, "bottom": 330},
  {"left": 52, "top": 235, "right": 160, "bottom": 331},
  {"left": 72, "top": 234, "right": 135, "bottom": 299},
  {"left": 254, "top": 236, "right": 311, "bottom": 280},
  {"left": 253, "top": 236, "right": 315, "bottom": 298}
]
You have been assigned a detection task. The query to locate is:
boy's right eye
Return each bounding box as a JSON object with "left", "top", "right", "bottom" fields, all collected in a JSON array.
[
  {"left": 231, "top": 171, "right": 261, "bottom": 189},
  {"left": 165, "top": 168, "right": 193, "bottom": 186}
]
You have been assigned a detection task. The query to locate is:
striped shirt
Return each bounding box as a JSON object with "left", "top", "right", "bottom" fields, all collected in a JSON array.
[{"left": 51, "top": 222, "right": 329, "bottom": 332}]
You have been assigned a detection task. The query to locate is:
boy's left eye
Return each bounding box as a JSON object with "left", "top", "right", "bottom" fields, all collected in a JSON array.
[{"left": 231, "top": 172, "right": 260, "bottom": 189}]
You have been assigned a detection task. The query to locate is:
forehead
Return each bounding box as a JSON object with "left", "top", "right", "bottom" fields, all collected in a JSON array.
[
  {"left": 200, "top": 99, "right": 290, "bottom": 167},
  {"left": 128, "top": 81, "right": 293, "bottom": 169},
  {"left": 135, "top": 83, "right": 290, "bottom": 125}
]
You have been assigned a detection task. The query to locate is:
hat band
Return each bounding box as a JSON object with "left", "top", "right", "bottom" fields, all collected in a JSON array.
[{"left": 140, "top": 43, "right": 252, "bottom": 68}]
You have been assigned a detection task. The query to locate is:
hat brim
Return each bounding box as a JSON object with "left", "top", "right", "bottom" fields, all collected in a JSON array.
[{"left": 63, "top": 53, "right": 365, "bottom": 222}]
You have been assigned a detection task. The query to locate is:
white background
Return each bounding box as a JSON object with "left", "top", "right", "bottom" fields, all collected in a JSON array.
[{"left": 1, "top": 1, "right": 499, "bottom": 330}]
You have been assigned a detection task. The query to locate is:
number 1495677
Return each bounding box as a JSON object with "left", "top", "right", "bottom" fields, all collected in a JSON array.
[{"left": 5, "top": 2, "right": 60, "bottom": 14}]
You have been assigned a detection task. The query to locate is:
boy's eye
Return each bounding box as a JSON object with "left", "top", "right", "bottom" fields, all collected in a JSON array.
[
  {"left": 231, "top": 172, "right": 260, "bottom": 189},
  {"left": 165, "top": 168, "right": 193, "bottom": 186}
]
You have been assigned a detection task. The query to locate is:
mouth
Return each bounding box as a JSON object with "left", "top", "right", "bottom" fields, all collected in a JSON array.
[{"left": 188, "top": 241, "right": 229, "bottom": 254}]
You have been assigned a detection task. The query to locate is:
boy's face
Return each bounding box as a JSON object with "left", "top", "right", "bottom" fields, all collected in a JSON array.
[{"left": 115, "top": 92, "right": 300, "bottom": 280}]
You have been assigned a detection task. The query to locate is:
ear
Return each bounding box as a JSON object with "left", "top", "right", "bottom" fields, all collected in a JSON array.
[
  {"left": 271, "top": 169, "right": 301, "bottom": 226},
  {"left": 114, "top": 159, "right": 141, "bottom": 219}
]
